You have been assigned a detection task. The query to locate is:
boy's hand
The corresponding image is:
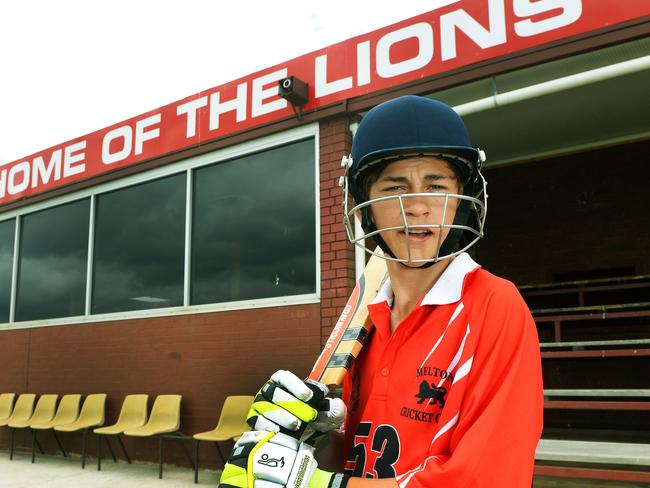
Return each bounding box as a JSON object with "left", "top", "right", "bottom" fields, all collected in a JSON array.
[
  {"left": 247, "top": 370, "right": 346, "bottom": 440},
  {"left": 218, "top": 430, "right": 348, "bottom": 488}
]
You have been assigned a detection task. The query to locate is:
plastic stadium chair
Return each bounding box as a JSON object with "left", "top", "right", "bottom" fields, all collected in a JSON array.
[
  {"left": 0, "top": 394, "right": 16, "bottom": 424},
  {"left": 124, "top": 394, "right": 194, "bottom": 479},
  {"left": 0, "top": 394, "right": 35, "bottom": 428},
  {"left": 192, "top": 395, "right": 254, "bottom": 483},
  {"left": 93, "top": 394, "right": 149, "bottom": 471},
  {"left": 8, "top": 394, "right": 57, "bottom": 461},
  {"left": 55, "top": 394, "right": 107, "bottom": 469},
  {"left": 30, "top": 394, "right": 81, "bottom": 462}
]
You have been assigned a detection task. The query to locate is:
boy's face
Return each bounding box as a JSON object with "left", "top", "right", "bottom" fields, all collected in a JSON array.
[{"left": 367, "top": 156, "right": 461, "bottom": 265}]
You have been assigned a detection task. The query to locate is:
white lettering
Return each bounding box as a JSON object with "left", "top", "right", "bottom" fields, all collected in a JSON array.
[
  {"left": 31, "top": 150, "right": 62, "bottom": 187},
  {"left": 8, "top": 162, "right": 30, "bottom": 195},
  {"left": 102, "top": 126, "right": 132, "bottom": 165},
  {"left": 252, "top": 69, "right": 288, "bottom": 118},
  {"left": 376, "top": 23, "right": 434, "bottom": 78},
  {"left": 514, "top": 0, "right": 582, "bottom": 37},
  {"left": 315, "top": 54, "right": 353, "bottom": 97},
  {"left": 134, "top": 114, "right": 161, "bottom": 155},
  {"left": 63, "top": 141, "right": 86, "bottom": 178},
  {"left": 209, "top": 83, "right": 247, "bottom": 130},
  {"left": 440, "top": 0, "right": 507, "bottom": 61},
  {"left": 357, "top": 41, "right": 371, "bottom": 86},
  {"left": 177, "top": 96, "right": 208, "bottom": 138},
  {"left": 0, "top": 168, "right": 5, "bottom": 198}
]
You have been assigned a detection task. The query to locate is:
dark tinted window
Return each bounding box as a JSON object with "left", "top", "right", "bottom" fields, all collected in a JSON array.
[
  {"left": 16, "top": 200, "right": 89, "bottom": 321},
  {"left": 0, "top": 219, "right": 15, "bottom": 323},
  {"left": 192, "top": 138, "right": 316, "bottom": 304},
  {"left": 92, "top": 174, "right": 186, "bottom": 314}
]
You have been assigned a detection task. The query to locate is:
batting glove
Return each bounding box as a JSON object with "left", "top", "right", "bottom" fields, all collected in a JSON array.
[
  {"left": 247, "top": 370, "right": 346, "bottom": 441},
  {"left": 218, "top": 430, "right": 350, "bottom": 488}
]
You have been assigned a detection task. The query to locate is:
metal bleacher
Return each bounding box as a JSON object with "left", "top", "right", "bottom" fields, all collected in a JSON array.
[{"left": 520, "top": 274, "right": 650, "bottom": 483}]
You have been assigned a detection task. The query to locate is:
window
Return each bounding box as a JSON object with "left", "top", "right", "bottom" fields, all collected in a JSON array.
[
  {"left": 191, "top": 138, "right": 316, "bottom": 304},
  {"left": 15, "top": 200, "right": 89, "bottom": 322},
  {"left": 0, "top": 219, "right": 15, "bottom": 323},
  {"left": 1, "top": 127, "right": 318, "bottom": 326},
  {"left": 92, "top": 173, "right": 186, "bottom": 314}
]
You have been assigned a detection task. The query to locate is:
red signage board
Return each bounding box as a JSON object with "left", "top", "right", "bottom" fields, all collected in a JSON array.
[{"left": 1, "top": 0, "right": 648, "bottom": 207}]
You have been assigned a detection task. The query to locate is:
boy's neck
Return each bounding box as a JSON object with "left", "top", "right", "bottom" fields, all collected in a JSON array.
[{"left": 386, "top": 257, "right": 454, "bottom": 333}]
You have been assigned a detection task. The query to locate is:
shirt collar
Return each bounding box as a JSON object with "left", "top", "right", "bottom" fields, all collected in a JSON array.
[{"left": 370, "top": 252, "right": 480, "bottom": 307}]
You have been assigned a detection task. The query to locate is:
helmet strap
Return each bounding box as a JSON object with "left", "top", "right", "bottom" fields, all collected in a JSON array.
[{"left": 361, "top": 208, "right": 399, "bottom": 260}]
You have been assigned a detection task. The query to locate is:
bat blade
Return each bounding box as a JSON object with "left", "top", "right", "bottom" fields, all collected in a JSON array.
[{"left": 309, "top": 248, "right": 387, "bottom": 386}]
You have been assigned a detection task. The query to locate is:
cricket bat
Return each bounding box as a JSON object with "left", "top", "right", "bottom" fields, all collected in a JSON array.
[{"left": 308, "top": 248, "right": 388, "bottom": 386}]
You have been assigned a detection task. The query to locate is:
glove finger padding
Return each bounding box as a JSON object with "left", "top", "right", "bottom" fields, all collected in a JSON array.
[
  {"left": 248, "top": 371, "right": 326, "bottom": 435},
  {"left": 311, "top": 397, "right": 346, "bottom": 433}
]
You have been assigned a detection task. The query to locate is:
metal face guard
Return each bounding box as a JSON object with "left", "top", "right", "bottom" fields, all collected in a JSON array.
[{"left": 341, "top": 173, "right": 487, "bottom": 264}]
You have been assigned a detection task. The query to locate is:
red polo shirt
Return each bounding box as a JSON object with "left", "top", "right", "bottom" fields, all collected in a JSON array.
[{"left": 341, "top": 253, "right": 543, "bottom": 487}]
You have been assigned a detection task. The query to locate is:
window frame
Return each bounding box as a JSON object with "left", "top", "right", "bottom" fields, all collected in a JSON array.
[{"left": 0, "top": 123, "right": 320, "bottom": 330}]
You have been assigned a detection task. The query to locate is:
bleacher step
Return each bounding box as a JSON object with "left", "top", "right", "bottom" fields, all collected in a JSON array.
[{"left": 536, "top": 439, "right": 650, "bottom": 466}]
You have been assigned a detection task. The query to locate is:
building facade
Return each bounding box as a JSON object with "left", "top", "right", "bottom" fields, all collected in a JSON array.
[{"left": 1, "top": 1, "right": 649, "bottom": 468}]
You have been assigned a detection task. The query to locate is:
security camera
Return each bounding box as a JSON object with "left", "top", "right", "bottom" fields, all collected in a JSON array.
[{"left": 278, "top": 76, "right": 309, "bottom": 107}]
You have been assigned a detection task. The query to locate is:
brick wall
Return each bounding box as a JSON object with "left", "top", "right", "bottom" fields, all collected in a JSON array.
[
  {"left": 319, "top": 117, "right": 356, "bottom": 346},
  {"left": 0, "top": 304, "right": 321, "bottom": 466},
  {"left": 475, "top": 140, "right": 650, "bottom": 285}
]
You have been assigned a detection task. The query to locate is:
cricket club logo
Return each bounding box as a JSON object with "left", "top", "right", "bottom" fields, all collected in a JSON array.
[
  {"left": 400, "top": 367, "right": 451, "bottom": 424},
  {"left": 415, "top": 380, "right": 447, "bottom": 408},
  {"left": 257, "top": 454, "right": 285, "bottom": 468}
]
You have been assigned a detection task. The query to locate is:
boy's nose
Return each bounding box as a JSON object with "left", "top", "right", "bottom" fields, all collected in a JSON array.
[{"left": 403, "top": 195, "right": 432, "bottom": 217}]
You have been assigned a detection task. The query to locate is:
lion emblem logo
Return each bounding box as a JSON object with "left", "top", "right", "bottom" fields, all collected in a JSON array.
[{"left": 415, "top": 380, "right": 447, "bottom": 408}]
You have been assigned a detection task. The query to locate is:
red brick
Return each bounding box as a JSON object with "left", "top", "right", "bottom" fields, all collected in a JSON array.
[{"left": 321, "top": 251, "right": 335, "bottom": 261}]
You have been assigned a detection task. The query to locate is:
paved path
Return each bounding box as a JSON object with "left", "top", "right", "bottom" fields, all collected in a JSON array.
[{"left": 0, "top": 450, "right": 220, "bottom": 487}]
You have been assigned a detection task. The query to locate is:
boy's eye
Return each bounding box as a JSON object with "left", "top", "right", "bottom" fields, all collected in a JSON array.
[{"left": 382, "top": 186, "right": 405, "bottom": 192}]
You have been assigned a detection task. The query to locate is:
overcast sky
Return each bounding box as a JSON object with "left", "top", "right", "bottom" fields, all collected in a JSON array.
[{"left": 0, "top": 1, "right": 452, "bottom": 165}]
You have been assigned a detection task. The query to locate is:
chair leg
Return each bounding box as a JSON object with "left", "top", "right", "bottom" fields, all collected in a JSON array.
[
  {"left": 159, "top": 437, "right": 164, "bottom": 479},
  {"left": 105, "top": 436, "right": 117, "bottom": 463},
  {"left": 81, "top": 429, "right": 87, "bottom": 469},
  {"left": 194, "top": 440, "right": 200, "bottom": 484},
  {"left": 116, "top": 435, "right": 131, "bottom": 464},
  {"left": 215, "top": 442, "right": 226, "bottom": 466},
  {"left": 31, "top": 429, "right": 36, "bottom": 463},
  {"left": 34, "top": 432, "right": 45, "bottom": 454},
  {"left": 178, "top": 434, "right": 196, "bottom": 472},
  {"left": 9, "top": 428, "right": 14, "bottom": 460},
  {"left": 97, "top": 435, "right": 102, "bottom": 471},
  {"left": 52, "top": 430, "right": 67, "bottom": 457}
]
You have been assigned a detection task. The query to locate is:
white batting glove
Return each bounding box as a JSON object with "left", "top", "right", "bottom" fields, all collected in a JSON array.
[
  {"left": 247, "top": 370, "right": 347, "bottom": 442},
  {"left": 218, "top": 430, "right": 350, "bottom": 488}
]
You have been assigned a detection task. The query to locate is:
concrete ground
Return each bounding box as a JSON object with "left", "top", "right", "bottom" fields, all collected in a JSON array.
[
  {"left": 1, "top": 449, "right": 646, "bottom": 488},
  {"left": 0, "top": 449, "right": 221, "bottom": 487}
]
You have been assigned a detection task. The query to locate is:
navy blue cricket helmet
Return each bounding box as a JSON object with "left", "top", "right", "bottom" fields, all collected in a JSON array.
[
  {"left": 348, "top": 95, "right": 482, "bottom": 204},
  {"left": 342, "top": 95, "right": 487, "bottom": 264}
]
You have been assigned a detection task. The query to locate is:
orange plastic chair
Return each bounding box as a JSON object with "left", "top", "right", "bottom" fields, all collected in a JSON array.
[
  {"left": 124, "top": 395, "right": 193, "bottom": 479},
  {"left": 192, "top": 395, "right": 253, "bottom": 483},
  {"left": 93, "top": 394, "right": 149, "bottom": 471},
  {"left": 55, "top": 394, "right": 107, "bottom": 468}
]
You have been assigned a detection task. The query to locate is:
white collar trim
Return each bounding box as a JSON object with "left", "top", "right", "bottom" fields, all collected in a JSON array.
[{"left": 370, "top": 253, "right": 479, "bottom": 307}]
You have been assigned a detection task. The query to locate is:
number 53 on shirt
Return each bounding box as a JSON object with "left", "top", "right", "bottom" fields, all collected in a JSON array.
[{"left": 344, "top": 422, "right": 400, "bottom": 479}]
